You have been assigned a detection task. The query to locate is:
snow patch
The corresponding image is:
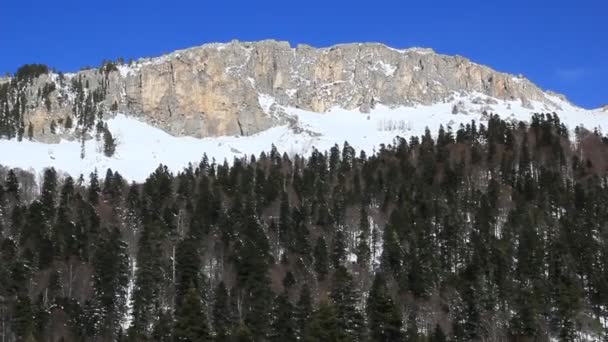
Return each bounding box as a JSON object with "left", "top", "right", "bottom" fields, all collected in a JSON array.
[
  {"left": 1, "top": 92, "right": 608, "bottom": 182},
  {"left": 347, "top": 252, "right": 357, "bottom": 263},
  {"left": 117, "top": 64, "right": 136, "bottom": 78},
  {"left": 372, "top": 61, "right": 397, "bottom": 76},
  {"left": 258, "top": 94, "right": 275, "bottom": 113},
  {"left": 285, "top": 89, "right": 298, "bottom": 98}
]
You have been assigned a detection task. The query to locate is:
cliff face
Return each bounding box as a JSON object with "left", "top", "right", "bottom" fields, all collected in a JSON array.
[{"left": 8, "top": 40, "right": 567, "bottom": 140}]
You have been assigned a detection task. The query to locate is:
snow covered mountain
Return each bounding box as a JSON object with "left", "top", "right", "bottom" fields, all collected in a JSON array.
[{"left": 0, "top": 40, "right": 606, "bottom": 181}]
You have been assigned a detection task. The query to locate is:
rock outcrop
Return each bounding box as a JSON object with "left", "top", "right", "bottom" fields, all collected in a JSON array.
[{"left": 6, "top": 40, "right": 570, "bottom": 140}]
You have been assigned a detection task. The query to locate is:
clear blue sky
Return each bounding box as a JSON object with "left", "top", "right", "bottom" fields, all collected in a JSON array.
[{"left": 1, "top": 0, "right": 606, "bottom": 108}]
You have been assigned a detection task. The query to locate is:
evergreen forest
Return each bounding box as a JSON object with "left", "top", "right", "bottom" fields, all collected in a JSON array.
[{"left": 0, "top": 113, "right": 608, "bottom": 341}]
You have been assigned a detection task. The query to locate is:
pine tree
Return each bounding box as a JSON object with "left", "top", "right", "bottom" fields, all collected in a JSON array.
[
  {"left": 233, "top": 324, "right": 255, "bottom": 342},
  {"left": 269, "top": 293, "right": 296, "bottom": 341},
  {"left": 40, "top": 167, "right": 58, "bottom": 218},
  {"left": 332, "top": 229, "right": 347, "bottom": 269},
  {"left": 305, "top": 301, "right": 344, "bottom": 342},
  {"left": 356, "top": 205, "right": 371, "bottom": 268},
  {"left": 331, "top": 266, "right": 365, "bottom": 341},
  {"left": 103, "top": 127, "right": 116, "bottom": 157},
  {"left": 151, "top": 309, "right": 173, "bottom": 342},
  {"left": 130, "top": 219, "right": 165, "bottom": 337},
  {"left": 32, "top": 294, "right": 49, "bottom": 340},
  {"left": 27, "top": 122, "right": 33, "bottom": 140},
  {"left": 367, "top": 273, "right": 402, "bottom": 341},
  {"left": 283, "top": 271, "right": 296, "bottom": 291},
  {"left": 295, "top": 284, "right": 313, "bottom": 340},
  {"left": 313, "top": 236, "right": 329, "bottom": 281},
  {"left": 213, "top": 281, "right": 232, "bottom": 341},
  {"left": 279, "top": 191, "right": 293, "bottom": 249},
  {"left": 404, "top": 310, "right": 419, "bottom": 342},
  {"left": 88, "top": 170, "right": 101, "bottom": 205},
  {"left": 92, "top": 227, "right": 129, "bottom": 338},
  {"left": 430, "top": 324, "right": 447, "bottom": 342},
  {"left": 380, "top": 224, "right": 401, "bottom": 276},
  {"left": 13, "top": 294, "right": 34, "bottom": 341},
  {"left": 174, "top": 286, "right": 210, "bottom": 341},
  {"left": 175, "top": 237, "right": 202, "bottom": 306},
  {"left": 64, "top": 115, "right": 73, "bottom": 129},
  {"left": 234, "top": 197, "right": 273, "bottom": 340},
  {"left": 6, "top": 169, "right": 20, "bottom": 201}
]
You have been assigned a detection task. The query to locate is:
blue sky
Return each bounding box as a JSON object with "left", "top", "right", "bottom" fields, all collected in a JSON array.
[{"left": 1, "top": 0, "right": 605, "bottom": 108}]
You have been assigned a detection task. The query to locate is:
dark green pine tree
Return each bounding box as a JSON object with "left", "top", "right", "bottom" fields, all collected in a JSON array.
[
  {"left": 5, "top": 169, "right": 20, "bottom": 201},
  {"left": 175, "top": 236, "right": 202, "bottom": 306},
  {"left": 551, "top": 238, "right": 582, "bottom": 342},
  {"left": 174, "top": 286, "right": 211, "bottom": 341},
  {"left": 329, "top": 144, "right": 341, "bottom": 177},
  {"left": 304, "top": 301, "right": 344, "bottom": 342},
  {"left": 102, "top": 168, "right": 123, "bottom": 202},
  {"left": 233, "top": 324, "right": 255, "bottom": 342},
  {"left": 268, "top": 293, "right": 297, "bottom": 342},
  {"left": 430, "top": 324, "right": 447, "bottom": 342},
  {"left": 12, "top": 294, "right": 35, "bottom": 342},
  {"left": 151, "top": 309, "right": 173, "bottom": 342},
  {"left": 331, "top": 266, "right": 365, "bottom": 341},
  {"left": 213, "top": 281, "right": 232, "bottom": 342},
  {"left": 32, "top": 294, "right": 50, "bottom": 340},
  {"left": 278, "top": 191, "right": 293, "bottom": 249},
  {"left": 282, "top": 271, "right": 296, "bottom": 292},
  {"left": 52, "top": 179, "right": 78, "bottom": 259},
  {"left": 453, "top": 266, "right": 482, "bottom": 342},
  {"left": 291, "top": 208, "right": 313, "bottom": 262},
  {"left": 27, "top": 122, "right": 34, "bottom": 140},
  {"left": 331, "top": 229, "right": 347, "bottom": 269},
  {"left": 404, "top": 310, "right": 419, "bottom": 342},
  {"left": 295, "top": 284, "right": 313, "bottom": 341},
  {"left": 356, "top": 205, "right": 371, "bottom": 268},
  {"left": 130, "top": 219, "right": 165, "bottom": 337},
  {"left": 103, "top": 126, "right": 116, "bottom": 157},
  {"left": 380, "top": 224, "right": 402, "bottom": 276},
  {"left": 313, "top": 236, "right": 329, "bottom": 281},
  {"left": 40, "top": 167, "right": 58, "bottom": 218},
  {"left": 234, "top": 195, "right": 273, "bottom": 340},
  {"left": 21, "top": 200, "right": 47, "bottom": 253},
  {"left": 92, "top": 227, "right": 129, "bottom": 338},
  {"left": 367, "top": 273, "right": 403, "bottom": 342},
  {"left": 88, "top": 170, "right": 101, "bottom": 205}
]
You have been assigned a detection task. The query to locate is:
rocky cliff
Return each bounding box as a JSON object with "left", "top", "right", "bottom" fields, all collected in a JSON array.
[{"left": 2, "top": 39, "right": 570, "bottom": 141}]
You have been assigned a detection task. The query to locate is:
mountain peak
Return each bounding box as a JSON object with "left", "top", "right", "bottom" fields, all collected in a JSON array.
[{"left": 0, "top": 40, "right": 582, "bottom": 143}]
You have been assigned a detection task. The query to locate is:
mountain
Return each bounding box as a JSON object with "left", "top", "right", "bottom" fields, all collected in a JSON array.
[
  {"left": 3, "top": 41, "right": 608, "bottom": 342},
  {"left": 1, "top": 40, "right": 606, "bottom": 180}
]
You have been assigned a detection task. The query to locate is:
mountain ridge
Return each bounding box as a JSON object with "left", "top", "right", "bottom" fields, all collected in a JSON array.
[
  {"left": 0, "top": 39, "right": 585, "bottom": 143},
  {"left": 2, "top": 40, "right": 608, "bottom": 181}
]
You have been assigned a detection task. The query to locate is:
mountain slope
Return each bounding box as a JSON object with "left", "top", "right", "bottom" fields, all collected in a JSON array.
[
  {"left": 1, "top": 91, "right": 607, "bottom": 182},
  {"left": 0, "top": 40, "right": 606, "bottom": 180}
]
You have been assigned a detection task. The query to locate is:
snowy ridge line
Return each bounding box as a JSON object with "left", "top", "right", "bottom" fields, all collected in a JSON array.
[{"left": 0, "top": 92, "right": 607, "bottom": 183}]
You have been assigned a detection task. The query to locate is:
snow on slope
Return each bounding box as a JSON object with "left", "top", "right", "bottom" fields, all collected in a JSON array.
[{"left": 1, "top": 92, "right": 607, "bottom": 182}]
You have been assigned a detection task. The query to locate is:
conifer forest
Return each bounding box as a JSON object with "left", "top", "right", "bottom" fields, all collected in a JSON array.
[{"left": 1, "top": 113, "right": 608, "bottom": 341}]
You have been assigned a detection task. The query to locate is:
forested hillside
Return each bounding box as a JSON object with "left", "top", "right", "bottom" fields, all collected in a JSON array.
[{"left": 1, "top": 113, "right": 608, "bottom": 341}]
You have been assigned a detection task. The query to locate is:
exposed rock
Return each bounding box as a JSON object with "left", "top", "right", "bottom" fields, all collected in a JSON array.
[
  {"left": 12, "top": 39, "right": 575, "bottom": 140},
  {"left": 452, "top": 101, "right": 468, "bottom": 115}
]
